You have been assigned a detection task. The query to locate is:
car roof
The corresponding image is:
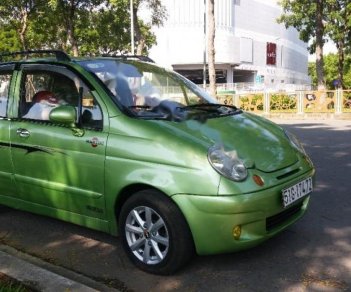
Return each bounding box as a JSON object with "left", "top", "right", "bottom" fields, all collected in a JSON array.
[{"left": 0, "top": 50, "right": 155, "bottom": 65}]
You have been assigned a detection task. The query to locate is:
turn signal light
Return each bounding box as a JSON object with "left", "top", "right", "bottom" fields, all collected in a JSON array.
[
  {"left": 232, "top": 225, "right": 241, "bottom": 240},
  {"left": 253, "top": 174, "right": 264, "bottom": 186}
]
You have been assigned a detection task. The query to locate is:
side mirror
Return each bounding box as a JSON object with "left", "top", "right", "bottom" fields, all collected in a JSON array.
[
  {"left": 49, "top": 105, "right": 76, "bottom": 126},
  {"left": 49, "top": 106, "right": 85, "bottom": 137}
]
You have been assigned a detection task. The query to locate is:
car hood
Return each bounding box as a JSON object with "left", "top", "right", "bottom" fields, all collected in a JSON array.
[{"left": 172, "top": 113, "right": 298, "bottom": 173}]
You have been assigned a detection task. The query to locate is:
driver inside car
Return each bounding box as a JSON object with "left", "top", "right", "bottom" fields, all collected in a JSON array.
[{"left": 23, "top": 90, "right": 62, "bottom": 120}]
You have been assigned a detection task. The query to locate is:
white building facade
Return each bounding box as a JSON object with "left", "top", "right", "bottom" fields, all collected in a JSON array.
[{"left": 149, "top": 0, "right": 310, "bottom": 90}]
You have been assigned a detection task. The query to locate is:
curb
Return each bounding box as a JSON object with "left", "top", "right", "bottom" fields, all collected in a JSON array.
[{"left": 0, "top": 245, "right": 119, "bottom": 291}]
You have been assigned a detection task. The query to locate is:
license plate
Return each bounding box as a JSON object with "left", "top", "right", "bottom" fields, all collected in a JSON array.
[{"left": 282, "top": 177, "right": 313, "bottom": 208}]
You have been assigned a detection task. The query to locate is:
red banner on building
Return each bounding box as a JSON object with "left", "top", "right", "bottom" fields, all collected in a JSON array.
[{"left": 266, "top": 42, "right": 277, "bottom": 65}]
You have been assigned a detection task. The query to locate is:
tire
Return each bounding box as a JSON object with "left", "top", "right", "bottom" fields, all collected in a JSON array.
[{"left": 118, "top": 189, "right": 194, "bottom": 275}]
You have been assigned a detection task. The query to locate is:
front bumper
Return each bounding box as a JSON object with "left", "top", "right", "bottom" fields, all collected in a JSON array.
[{"left": 172, "top": 169, "right": 314, "bottom": 255}]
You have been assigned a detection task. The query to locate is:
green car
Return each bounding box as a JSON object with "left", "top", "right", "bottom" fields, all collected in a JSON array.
[{"left": 0, "top": 50, "right": 314, "bottom": 274}]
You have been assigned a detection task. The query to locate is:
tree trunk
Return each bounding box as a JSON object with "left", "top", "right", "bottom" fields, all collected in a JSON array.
[
  {"left": 67, "top": 22, "right": 79, "bottom": 57},
  {"left": 67, "top": 0, "right": 79, "bottom": 56},
  {"left": 19, "top": 8, "right": 28, "bottom": 50},
  {"left": 207, "top": 0, "right": 216, "bottom": 98},
  {"left": 335, "top": 2, "right": 348, "bottom": 89},
  {"left": 337, "top": 41, "right": 344, "bottom": 88},
  {"left": 315, "top": 0, "right": 325, "bottom": 90},
  {"left": 133, "top": 2, "right": 144, "bottom": 55}
]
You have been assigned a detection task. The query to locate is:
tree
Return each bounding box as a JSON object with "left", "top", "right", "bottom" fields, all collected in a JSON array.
[
  {"left": 325, "top": 1, "right": 351, "bottom": 88},
  {"left": 0, "top": 28, "right": 21, "bottom": 52},
  {"left": 207, "top": 0, "right": 216, "bottom": 97},
  {"left": 0, "top": 0, "right": 45, "bottom": 50},
  {"left": 128, "top": 0, "right": 167, "bottom": 55},
  {"left": 77, "top": 2, "right": 132, "bottom": 55},
  {"left": 26, "top": 4, "right": 66, "bottom": 50},
  {"left": 308, "top": 53, "right": 351, "bottom": 89},
  {"left": 35, "top": 0, "right": 134, "bottom": 55},
  {"left": 278, "top": 0, "right": 326, "bottom": 90},
  {"left": 48, "top": 0, "right": 105, "bottom": 56},
  {"left": 0, "top": 0, "right": 160, "bottom": 56}
]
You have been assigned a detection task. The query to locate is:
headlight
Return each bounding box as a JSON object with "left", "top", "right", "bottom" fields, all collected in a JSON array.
[
  {"left": 208, "top": 145, "right": 248, "bottom": 181},
  {"left": 284, "top": 130, "right": 306, "bottom": 155}
]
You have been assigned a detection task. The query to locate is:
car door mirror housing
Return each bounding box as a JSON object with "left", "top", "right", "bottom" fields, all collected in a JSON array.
[
  {"left": 50, "top": 106, "right": 85, "bottom": 137},
  {"left": 49, "top": 105, "right": 76, "bottom": 127}
]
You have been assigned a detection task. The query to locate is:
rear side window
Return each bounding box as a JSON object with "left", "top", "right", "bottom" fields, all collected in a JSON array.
[{"left": 0, "top": 72, "right": 11, "bottom": 117}]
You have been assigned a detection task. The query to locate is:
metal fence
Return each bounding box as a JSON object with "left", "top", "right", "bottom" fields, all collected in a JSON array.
[
  {"left": 217, "top": 89, "right": 351, "bottom": 115},
  {"left": 215, "top": 82, "right": 311, "bottom": 93}
]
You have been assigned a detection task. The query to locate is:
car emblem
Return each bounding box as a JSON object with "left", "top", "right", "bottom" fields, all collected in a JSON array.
[{"left": 86, "top": 137, "right": 104, "bottom": 148}]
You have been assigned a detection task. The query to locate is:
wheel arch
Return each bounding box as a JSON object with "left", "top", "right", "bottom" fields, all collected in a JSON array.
[{"left": 114, "top": 183, "right": 159, "bottom": 222}]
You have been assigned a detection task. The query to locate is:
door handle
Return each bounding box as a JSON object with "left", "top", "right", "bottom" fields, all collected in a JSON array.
[{"left": 16, "top": 128, "right": 30, "bottom": 138}]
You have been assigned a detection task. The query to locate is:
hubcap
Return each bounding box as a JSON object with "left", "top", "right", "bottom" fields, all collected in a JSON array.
[{"left": 125, "top": 206, "right": 169, "bottom": 265}]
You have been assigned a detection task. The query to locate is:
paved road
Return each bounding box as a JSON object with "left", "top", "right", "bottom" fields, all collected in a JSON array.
[{"left": 0, "top": 119, "right": 350, "bottom": 292}]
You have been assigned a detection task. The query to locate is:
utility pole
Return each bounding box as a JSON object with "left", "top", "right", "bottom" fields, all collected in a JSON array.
[
  {"left": 203, "top": 0, "right": 207, "bottom": 89},
  {"left": 130, "top": 0, "right": 135, "bottom": 54}
]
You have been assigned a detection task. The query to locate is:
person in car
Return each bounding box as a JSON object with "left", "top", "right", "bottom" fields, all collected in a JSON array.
[{"left": 23, "top": 90, "right": 61, "bottom": 120}]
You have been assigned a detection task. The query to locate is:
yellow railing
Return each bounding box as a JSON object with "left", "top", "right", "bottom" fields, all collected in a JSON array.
[
  {"left": 342, "top": 90, "right": 351, "bottom": 112},
  {"left": 217, "top": 89, "right": 351, "bottom": 114},
  {"left": 303, "top": 91, "right": 335, "bottom": 113}
]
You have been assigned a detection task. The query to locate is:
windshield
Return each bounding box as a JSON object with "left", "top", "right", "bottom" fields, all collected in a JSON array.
[{"left": 79, "top": 59, "right": 239, "bottom": 121}]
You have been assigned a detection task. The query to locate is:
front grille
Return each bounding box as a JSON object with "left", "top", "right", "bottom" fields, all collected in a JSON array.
[
  {"left": 276, "top": 168, "right": 300, "bottom": 180},
  {"left": 266, "top": 202, "right": 303, "bottom": 232}
]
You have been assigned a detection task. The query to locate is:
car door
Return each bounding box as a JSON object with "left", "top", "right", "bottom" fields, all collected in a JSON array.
[
  {"left": 9, "top": 64, "right": 109, "bottom": 221},
  {"left": 0, "top": 65, "right": 17, "bottom": 198}
]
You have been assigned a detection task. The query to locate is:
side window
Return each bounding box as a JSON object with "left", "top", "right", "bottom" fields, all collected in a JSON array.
[
  {"left": 0, "top": 73, "right": 11, "bottom": 117},
  {"left": 20, "top": 71, "right": 79, "bottom": 120},
  {"left": 19, "top": 68, "right": 103, "bottom": 130},
  {"left": 81, "top": 91, "right": 103, "bottom": 130}
]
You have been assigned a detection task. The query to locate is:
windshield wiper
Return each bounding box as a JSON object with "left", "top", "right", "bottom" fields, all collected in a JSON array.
[
  {"left": 181, "top": 103, "right": 242, "bottom": 122},
  {"left": 183, "top": 103, "right": 241, "bottom": 116},
  {"left": 128, "top": 102, "right": 241, "bottom": 122},
  {"left": 183, "top": 103, "right": 238, "bottom": 111},
  {"left": 127, "top": 105, "right": 165, "bottom": 119}
]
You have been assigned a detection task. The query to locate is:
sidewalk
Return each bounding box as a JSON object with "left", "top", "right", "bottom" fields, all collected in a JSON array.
[{"left": 0, "top": 245, "right": 118, "bottom": 292}]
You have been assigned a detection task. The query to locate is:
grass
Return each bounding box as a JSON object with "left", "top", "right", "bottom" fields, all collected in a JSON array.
[{"left": 0, "top": 273, "right": 35, "bottom": 292}]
